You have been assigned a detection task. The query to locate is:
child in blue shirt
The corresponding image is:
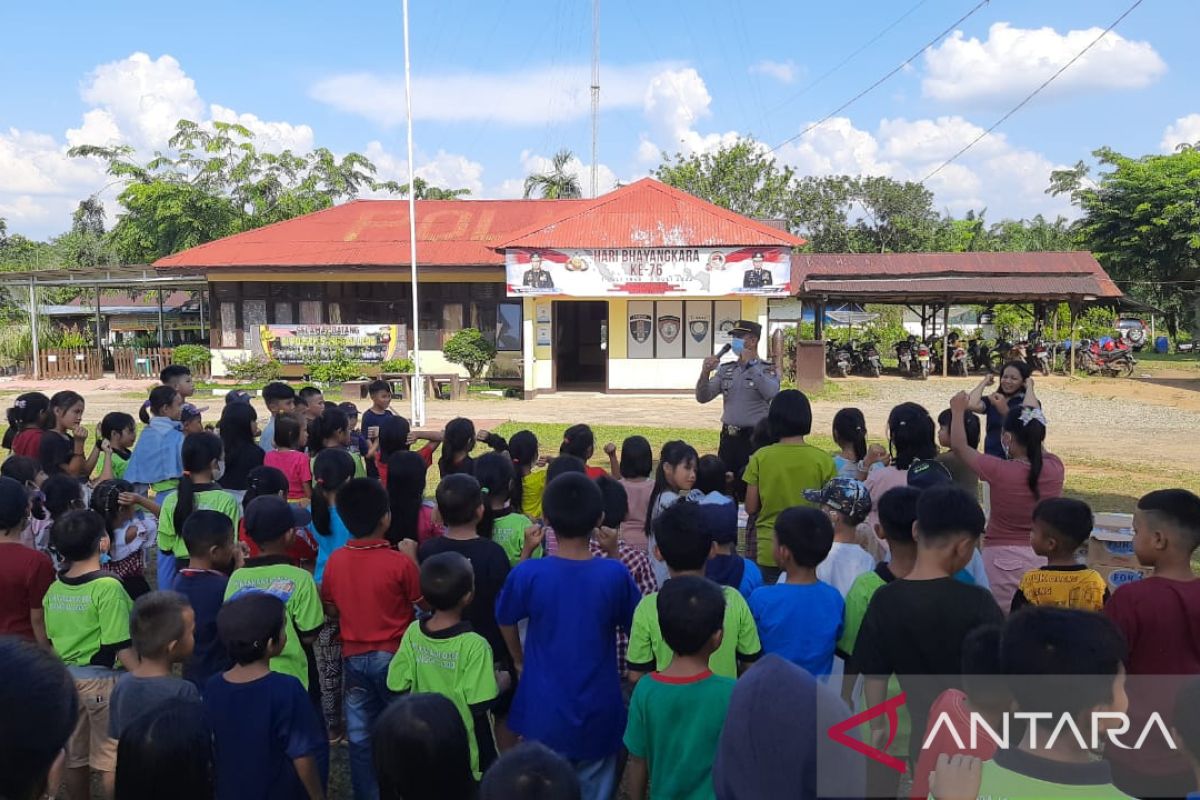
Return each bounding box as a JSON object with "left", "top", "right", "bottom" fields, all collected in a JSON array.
[
  {"left": 748, "top": 506, "right": 844, "bottom": 676},
  {"left": 177, "top": 510, "right": 239, "bottom": 691},
  {"left": 696, "top": 455, "right": 763, "bottom": 600},
  {"left": 496, "top": 472, "right": 642, "bottom": 800},
  {"left": 205, "top": 591, "right": 327, "bottom": 800}
]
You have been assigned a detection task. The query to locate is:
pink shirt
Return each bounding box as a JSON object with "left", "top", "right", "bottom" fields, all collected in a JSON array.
[
  {"left": 263, "top": 449, "right": 312, "bottom": 501},
  {"left": 971, "top": 453, "right": 1064, "bottom": 546},
  {"left": 618, "top": 477, "right": 654, "bottom": 550},
  {"left": 863, "top": 465, "right": 909, "bottom": 532}
]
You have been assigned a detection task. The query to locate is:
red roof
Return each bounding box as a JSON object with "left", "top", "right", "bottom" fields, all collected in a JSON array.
[
  {"left": 792, "top": 252, "right": 1122, "bottom": 301},
  {"left": 155, "top": 199, "right": 590, "bottom": 269},
  {"left": 497, "top": 178, "right": 805, "bottom": 249}
]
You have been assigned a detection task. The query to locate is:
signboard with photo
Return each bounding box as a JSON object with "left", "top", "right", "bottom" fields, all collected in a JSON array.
[
  {"left": 505, "top": 246, "right": 791, "bottom": 297},
  {"left": 258, "top": 324, "right": 405, "bottom": 364},
  {"left": 655, "top": 300, "right": 684, "bottom": 359},
  {"left": 713, "top": 301, "right": 743, "bottom": 354}
]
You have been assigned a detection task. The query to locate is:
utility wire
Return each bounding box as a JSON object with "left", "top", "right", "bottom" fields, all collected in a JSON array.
[
  {"left": 921, "top": 0, "right": 1147, "bottom": 183},
  {"left": 769, "top": 0, "right": 992, "bottom": 154},
  {"left": 767, "top": 0, "right": 931, "bottom": 114}
]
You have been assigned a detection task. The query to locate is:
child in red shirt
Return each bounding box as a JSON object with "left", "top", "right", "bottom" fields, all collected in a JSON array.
[
  {"left": 1104, "top": 488, "right": 1200, "bottom": 798},
  {"left": 911, "top": 624, "right": 1006, "bottom": 799},
  {"left": 320, "top": 478, "right": 421, "bottom": 799}
]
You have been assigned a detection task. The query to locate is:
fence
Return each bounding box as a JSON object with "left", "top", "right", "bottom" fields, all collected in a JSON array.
[
  {"left": 37, "top": 349, "right": 103, "bottom": 380},
  {"left": 112, "top": 348, "right": 211, "bottom": 380}
]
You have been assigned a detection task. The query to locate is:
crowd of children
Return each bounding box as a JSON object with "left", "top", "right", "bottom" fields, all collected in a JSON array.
[{"left": 1, "top": 361, "right": 1199, "bottom": 800}]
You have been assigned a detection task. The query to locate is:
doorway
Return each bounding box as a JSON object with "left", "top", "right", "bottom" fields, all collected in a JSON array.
[{"left": 554, "top": 301, "right": 607, "bottom": 391}]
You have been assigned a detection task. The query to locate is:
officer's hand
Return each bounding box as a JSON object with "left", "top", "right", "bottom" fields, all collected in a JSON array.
[{"left": 701, "top": 355, "right": 720, "bottom": 372}]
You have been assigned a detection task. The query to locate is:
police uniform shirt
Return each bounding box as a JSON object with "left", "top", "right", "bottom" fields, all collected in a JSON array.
[
  {"left": 743, "top": 268, "right": 771, "bottom": 289},
  {"left": 696, "top": 358, "right": 780, "bottom": 428},
  {"left": 523, "top": 269, "right": 554, "bottom": 289}
]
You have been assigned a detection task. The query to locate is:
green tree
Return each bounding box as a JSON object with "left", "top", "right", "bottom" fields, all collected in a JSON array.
[
  {"left": 55, "top": 197, "right": 116, "bottom": 267},
  {"left": 398, "top": 177, "right": 471, "bottom": 200},
  {"left": 654, "top": 140, "right": 797, "bottom": 219},
  {"left": 523, "top": 149, "right": 583, "bottom": 200},
  {"left": 442, "top": 328, "right": 496, "bottom": 379},
  {"left": 1049, "top": 146, "right": 1200, "bottom": 336},
  {"left": 69, "top": 119, "right": 401, "bottom": 262}
]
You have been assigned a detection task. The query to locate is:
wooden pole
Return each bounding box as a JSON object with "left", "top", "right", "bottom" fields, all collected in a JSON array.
[
  {"left": 157, "top": 289, "right": 165, "bottom": 348},
  {"left": 95, "top": 286, "right": 103, "bottom": 371},
  {"left": 1069, "top": 303, "right": 1079, "bottom": 377},
  {"left": 942, "top": 302, "right": 950, "bottom": 377},
  {"left": 28, "top": 279, "right": 40, "bottom": 380}
]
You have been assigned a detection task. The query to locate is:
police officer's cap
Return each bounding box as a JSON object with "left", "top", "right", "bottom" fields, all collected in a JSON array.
[{"left": 729, "top": 320, "right": 762, "bottom": 338}]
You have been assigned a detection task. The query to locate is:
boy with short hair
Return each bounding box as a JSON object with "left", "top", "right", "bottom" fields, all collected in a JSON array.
[
  {"left": 338, "top": 401, "right": 370, "bottom": 462},
  {"left": 361, "top": 380, "right": 396, "bottom": 441},
  {"left": 42, "top": 508, "right": 136, "bottom": 800},
  {"left": 388, "top": 551, "right": 499, "bottom": 779},
  {"left": 1104, "top": 488, "right": 1200, "bottom": 797},
  {"left": 298, "top": 386, "right": 324, "bottom": 421},
  {"left": 1011, "top": 497, "right": 1107, "bottom": 612},
  {"left": 161, "top": 364, "right": 195, "bottom": 401},
  {"left": 177, "top": 509, "right": 239, "bottom": 689},
  {"left": 969, "top": 607, "right": 1129, "bottom": 798},
  {"left": 322, "top": 478, "right": 422, "bottom": 798},
  {"left": 108, "top": 591, "right": 200, "bottom": 740},
  {"left": 627, "top": 501, "right": 760, "bottom": 682},
  {"left": 854, "top": 485, "right": 1003, "bottom": 766},
  {"left": 225, "top": 496, "right": 325, "bottom": 694},
  {"left": 802, "top": 477, "right": 875, "bottom": 597},
  {"left": 259, "top": 382, "right": 297, "bottom": 453},
  {"left": 97, "top": 411, "right": 137, "bottom": 481},
  {"left": 496, "top": 473, "right": 642, "bottom": 798},
  {"left": 936, "top": 407, "right": 980, "bottom": 497},
  {"left": 206, "top": 592, "right": 328, "bottom": 800},
  {"left": 748, "top": 506, "right": 843, "bottom": 676},
  {"left": 624, "top": 575, "right": 735, "bottom": 800}
]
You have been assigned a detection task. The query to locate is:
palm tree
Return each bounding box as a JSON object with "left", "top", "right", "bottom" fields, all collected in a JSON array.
[
  {"left": 399, "top": 177, "right": 472, "bottom": 200},
  {"left": 523, "top": 149, "right": 583, "bottom": 199}
]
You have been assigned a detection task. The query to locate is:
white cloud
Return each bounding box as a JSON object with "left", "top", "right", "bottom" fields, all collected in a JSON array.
[
  {"left": 922, "top": 22, "right": 1166, "bottom": 104},
  {"left": 1161, "top": 114, "right": 1200, "bottom": 152},
  {"left": 640, "top": 67, "right": 740, "bottom": 159},
  {"left": 493, "top": 149, "right": 619, "bottom": 199},
  {"left": 78, "top": 53, "right": 206, "bottom": 148},
  {"left": 310, "top": 62, "right": 676, "bottom": 127},
  {"left": 209, "top": 106, "right": 315, "bottom": 154},
  {"left": 361, "top": 142, "right": 486, "bottom": 197},
  {"left": 749, "top": 59, "right": 797, "bottom": 84},
  {"left": 775, "top": 114, "right": 1073, "bottom": 220}
]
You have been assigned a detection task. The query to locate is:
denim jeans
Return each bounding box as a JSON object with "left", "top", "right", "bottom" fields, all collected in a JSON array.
[
  {"left": 571, "top": 753, "right": 618, "bottom": 800},
  {"left": 344, "top": 650, "right": 394, "bottom": 800}
]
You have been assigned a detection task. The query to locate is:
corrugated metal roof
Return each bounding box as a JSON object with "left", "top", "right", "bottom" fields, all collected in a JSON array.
[
  {"left": 496, "top": 178, "right": 806, "bottom": 249},
  {"left": 793, "top": 251, "right": 1122, "bottom": 301},
  {"left": 155, "top": 199, "right": 590, "bottom": 269},
  {"left": 66, "top": 291, "right": 196, "bottom": 309}
]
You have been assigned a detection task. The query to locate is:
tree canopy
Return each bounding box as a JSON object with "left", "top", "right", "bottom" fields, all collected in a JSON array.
[{"left": 523, "top": 149, "right": 583, "bottom": 199}]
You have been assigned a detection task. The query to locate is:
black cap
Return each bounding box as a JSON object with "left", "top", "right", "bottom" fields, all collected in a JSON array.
[
  {"left": 907, "top": 459, "right": 954, "bottom": 491},
  {"left": 244, "top": 495, "right": 309, "bottom": 545},
  {"left": 180, "top": 403, "right": 205, "bottom": 423},
  {"left": 224, "top": 390, "right": 252, "bottom": 405},
  {"left": 730, "top": 319, "right": 762, "bottom": 338}
]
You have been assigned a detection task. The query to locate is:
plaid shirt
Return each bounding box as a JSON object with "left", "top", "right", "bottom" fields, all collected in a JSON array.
[{"left": 589, "top": 538, "right": 658, "bottom": 677}]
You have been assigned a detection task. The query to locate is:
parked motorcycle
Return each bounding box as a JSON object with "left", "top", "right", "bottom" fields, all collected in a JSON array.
[
  {"left": 826, "top": 340, "right": 852, "bottom": 378},
  {"left": 894, "top": 337, "right": 914, "bottom": 377},
  {"left": 1079, "top": 338, "right": 1136, "bottom": 378},
  {"left": 947, "top": 334, "right": 970, "bottom": 376},
  {"left": 854, "top": 341, "right": 883, "bottom": 378},
  {"left": 968, "top": 337, "right": 995, "bottom": 373},
  {"left": 1026, "top": 330, "right": 1052, "bottom": 376},
  {"left": 915, "top": 338, "right": 933, "bottom": 380}
]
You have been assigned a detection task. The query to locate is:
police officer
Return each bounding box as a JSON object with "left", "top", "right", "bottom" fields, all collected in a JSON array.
[
  {"left": 742, "top": 252, "right": 772, "bottom": 289},
  {"left": 696, "top": 319, "right": 779, "bottom": 497},
  {"left": 522, "top": 252, "right": 555, "bottom": 289}
]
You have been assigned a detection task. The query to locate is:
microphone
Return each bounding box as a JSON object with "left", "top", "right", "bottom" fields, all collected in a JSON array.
[{"left": 716, "top": 343, "right": 732, "bottom": 358}]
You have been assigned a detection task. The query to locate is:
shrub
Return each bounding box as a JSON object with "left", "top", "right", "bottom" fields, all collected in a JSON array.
[
  {"left": 305, "top": 353, "right": 366, "bottom": 384},
  {"left": 377, "top": 357, "right": 415, "bottom": 374},
  {"left": 225, "top": 354, "right": 282, "bottom": 382},
  {"left": 442, "top": 328, "right": 495, "bottom": 379},
  {"left": 171, "top": 344, "right": 212, "bottom": 371}
]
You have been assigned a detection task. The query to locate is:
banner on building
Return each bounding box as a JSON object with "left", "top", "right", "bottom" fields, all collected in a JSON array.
[
  {"left": 505, "top": 247, "right": 791, "bottom": 298},
  {"left": 258, "top": 324, "right": 405, "bottom": 364}
]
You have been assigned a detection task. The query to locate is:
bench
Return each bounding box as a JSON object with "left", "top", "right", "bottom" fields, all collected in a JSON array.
[{"left": 380, "top": 372, "right": 469, "bottom": 401}]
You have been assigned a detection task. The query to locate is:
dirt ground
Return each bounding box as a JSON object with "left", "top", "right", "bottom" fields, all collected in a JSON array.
[{"left": 3, "top": 363, "right": 1197, "bottom": 469}]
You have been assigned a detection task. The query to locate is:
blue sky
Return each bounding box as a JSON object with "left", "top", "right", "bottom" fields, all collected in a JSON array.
[{"left": 2, "top": 0, "right": 1196, "bottom": 239}]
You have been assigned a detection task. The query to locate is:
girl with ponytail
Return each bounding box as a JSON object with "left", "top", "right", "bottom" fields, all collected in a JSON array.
[
  {"left": 385, "top": 450, "right": 439, "bottom": 546},
  {"left": 437, "top": 417, "right": 508, "bottom": 479},
  {"left": 90, "top": 479, "right": 160, "bottom": 599},
  {"left": 5, "top": 392, "right": 49, "bottom": 456},
  {"left": 0, "top": 456, "right": 48, "bottom": 549},
  {"left": 949, "top": 378, "right": 1064, "bottom": 611},
  {"left": 831, "top": 407, "right": 871, "bottom": 479},
  {"left": 310, "top": 448, "right": 356, "bottom": 584},
  {"left": 474, "top": 451, "right": 539, "bottom": 565},
  {"left": 156, "top": 432, "right": 239, "bottom": 589},
  {"left": 506, "top": 430, "right": 545, "bottom": 519},
  {"left": 123, "top": 385, "right": 185, "bottom": 498},
  {"left": 645, "top": 440, "right": 699, "bottom": 587},
  {"left": 308, "top": 407, "right": 365, "bottom": 479}
]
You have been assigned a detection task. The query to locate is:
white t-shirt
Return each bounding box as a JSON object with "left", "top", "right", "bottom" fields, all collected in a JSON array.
[{"left": 776, "top": 540, "right": 874, "bottom": 599}]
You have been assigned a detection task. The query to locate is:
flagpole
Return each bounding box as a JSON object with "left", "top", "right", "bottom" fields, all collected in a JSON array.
[{"left": 402, "top": 0, "right": 425, "bottom": 426}]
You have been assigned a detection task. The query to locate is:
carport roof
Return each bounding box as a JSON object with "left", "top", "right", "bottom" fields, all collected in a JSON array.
[{"left": 792, "top": 251, "right": 1122, "bottom": 303}]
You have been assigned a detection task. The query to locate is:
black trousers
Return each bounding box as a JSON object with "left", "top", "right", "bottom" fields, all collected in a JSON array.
[{"left": 718, "top": 426, "right": 756, "bottom": 501}]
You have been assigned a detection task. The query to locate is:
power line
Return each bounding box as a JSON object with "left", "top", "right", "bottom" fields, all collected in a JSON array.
[
  {"left": 921, "top": 0, "right": 1147, "bottom": 183},
  {"left": 766, "top": 0, "right": 930, "bottom": 115},
  {"left": 768, "top": 0, "right": 992, "bottom": 154}
]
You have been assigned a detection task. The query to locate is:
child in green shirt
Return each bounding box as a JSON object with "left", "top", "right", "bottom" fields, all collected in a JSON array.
[
  {"left": 624, "top": 575, "right": 736, "bottom": 800},
  {"left": 387, "top": 551, "right": 499, "bottom": 779},
  {"left": 627, "top": 500, "right": 760, "bottom": 682},
  {"left": 157, "top": 432, "right": 240, "bottom": 571},
  {"left": 97, "top": 411, "right": 137, "bottom": 481},
  {"left": 43, "top": 508, "right": 136, "bottom": 800},
  {"left": 476, "top": 451, "right": 541, "bottom": 565},
  {"left": 225, "top": 495, "right": 325, "bottom": 690}
]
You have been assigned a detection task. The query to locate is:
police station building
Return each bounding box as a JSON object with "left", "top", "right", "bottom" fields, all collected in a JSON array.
[{"left": 157, "top": 178, "right": 805, "bottom": 395}]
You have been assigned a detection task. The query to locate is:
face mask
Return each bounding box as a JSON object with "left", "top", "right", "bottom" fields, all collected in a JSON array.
[
  {"left": 730, "top": 338, "right": 746, "bottom": 356},
  {"left": 213, "top": 459, "right": 226, "bottom": 482}
]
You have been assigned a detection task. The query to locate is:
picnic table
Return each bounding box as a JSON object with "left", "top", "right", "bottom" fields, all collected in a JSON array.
[{"left": 380, "top": 372, "right": 469, "bottom": 400}]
